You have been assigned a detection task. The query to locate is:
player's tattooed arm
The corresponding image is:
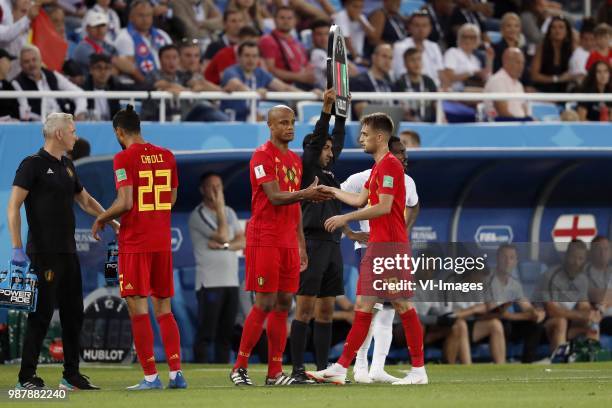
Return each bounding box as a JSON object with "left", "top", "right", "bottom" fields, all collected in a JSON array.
[
  {"left": 91, "top": 186, "right": 133, "bottom": 240},
  {"left": 262, "top": 176, "right": 334, "bottom": 205}
]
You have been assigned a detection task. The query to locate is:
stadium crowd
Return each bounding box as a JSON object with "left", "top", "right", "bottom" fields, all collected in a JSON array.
[{"left": 0, "top": 0, "right": 610, "bottom": 123}]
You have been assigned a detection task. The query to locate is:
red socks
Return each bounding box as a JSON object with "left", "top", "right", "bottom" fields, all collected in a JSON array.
[
  {"left": 400, "top": 308, "right": 424, "bottom": 368},
  {"left": 157, "top": 313, "right": 182, "bottom": 372},
  {"left": 234, "top": 306, "right": 268, "bottom": 370},
  {"left": 131, "top": 314, "right": 157, "bottom": 375},
  {"left": 266, "top": 311, "right": 289, "bottom": 378},
  {"left": 338, "top": 311, "right": 373, "bottom": 368}
]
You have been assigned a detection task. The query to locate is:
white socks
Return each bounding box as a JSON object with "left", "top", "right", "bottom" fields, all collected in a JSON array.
[
  {"left": 355, "top": 327, "right": 373, "bottom": 372},
  {"left": 144, "top": 373, "right": 158, "bottom": 382},
  {"left": 169, "top": 371, "right": 179, "bottom": 380},
  {"left": 370, "top": 308, "right": 395, "bottom": 373},
  {"left": 354, "top": 308, "right": 396, "bottom": 373}
]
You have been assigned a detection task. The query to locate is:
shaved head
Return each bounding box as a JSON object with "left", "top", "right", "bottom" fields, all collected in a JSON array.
[
  {"left": 267, "top": 105, "right": 296, "bottom": 147},
  {"left": 267, "top": 105, "right": 294, "bottom": 123}
]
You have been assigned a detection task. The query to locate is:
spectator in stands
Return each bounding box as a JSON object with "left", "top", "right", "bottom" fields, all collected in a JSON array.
[
  {"left": 569, "top": 18, "right": 596, "bottom": 82},
  {"left": 12, "top": 44, "right": 87, "bottom": 121},
  {"left": 484, "top": 48, "right": 531, "bottom": 121},
  {"left": 172, "top": 0, "right": 222, "bottom": 44},
  {"left": 349, "top": 43, "right": 394, "bottom": 119},
  {"left": 82, "top": 54, "right": 125, "bottom": 121},
  {"left": 0, "top": 0, "right": 40, "bottom": 79},
  {"left": 444, "top": 23, "right": 492, "bottom": 91},
  {"left": 72, "top": 10, "right": 141, "bottom": 82},
  {"left": 227, "top": 0, "right": 268, "bottom": 35},
  {"left": 492, "top": 13, "right": 527, "bottom": 74},
  {"left": 220, "top": 41, "right": 301, "bottom": 121},
  {"left": 446, "top": 0, "right": 491, "bottom": 48},
  {"left": 260, "top": 6, "right": 316, "bottom": 89},
  {"left": 189, "top": 172, "right": 245, "bottom": 363},
  {"left": 520, "top": 0, "right": 550, "bottom": 50},
  {"left": 67, "top": 137, "right": 91, "bottom": 161},
  {"left": 83, "top": 1, "right": 122, "bottom": 42},
  {"left": 530, "top": 16, "right": 576, "bottom": 93},
  {"left": 393, "top": 47, "right": 437, "bottom": 123},
  {"left": 540, "top": 239, "right": 600, "bottom": 352},
  {"left": 202, "top": 9, "right": 245, "bottom": 70},
  {"left": 179, "top": 39, "right": 203, "bottom": 75},
  {"left": 309, "top": 19, "right": 331, "bottom": 90},
  {"left": 399, "top": 129, "right": 421, "bottom": 148},
  {"left": 423, "top": 0, "right": 454, "bottom": 49},
  {"left": 576, "top": 61, "right": 611, "bottom": 122},
  {"left": 333, "top": 0, "right": 375, "bottom": 65},
  {"left": 143, "top": 44, "right": 229, "bottom": 122},
  {"left": 47, "top": 5, "right": 77, "bottom": 59},
  {"left": 485, "top": 244, "right": 546, "bottom": 363},
  {"left": 585, "top": 23, "right": 611, "bottom": 71},
  {"left": 367, "top": 0, "right": 408, "bottom": 48},
  {"left": 62, "top": 60, "right": 86, "bottom": 87},
  {"left": 280, "top": 0, "right": 334, "bottom": 24},
  {"left": 114, "top": 0, "right": 172, "bottom": 81},
  {"left": 0, "top": 49, "right": 19, "bottom": 121},
  {"left": 72, "top": 11, "right": 119, "bottom": 72},
  {"left": 392, "top": 10, "right": 445, "bottom": 86},
  {"left": 205, "top": 26, "right": 260, "bottom": 85}
]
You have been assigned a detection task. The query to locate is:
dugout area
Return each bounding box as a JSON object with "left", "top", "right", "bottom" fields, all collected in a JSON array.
[{"left": 73, "top": 148, "right": 612, "bottom": 362}]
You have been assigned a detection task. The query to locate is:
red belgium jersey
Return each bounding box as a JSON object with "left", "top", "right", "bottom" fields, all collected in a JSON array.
[
  {"left": 364, "top": 152, "right": 407, "bottom": 243},
  {"left": 247, "top": 140, "right": 302, "bottom": 248},
  {"left": 113, "top": 142, "right": 178, "bottom": 253}
]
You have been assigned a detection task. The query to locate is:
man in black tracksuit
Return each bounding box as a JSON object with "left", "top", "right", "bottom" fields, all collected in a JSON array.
[{"left": 290, "top": 89, "right": 346, "bottom": 382}]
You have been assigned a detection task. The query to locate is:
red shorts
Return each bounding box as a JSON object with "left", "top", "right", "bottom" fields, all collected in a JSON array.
[
  {"left": 245, "top": 246, "right": 300, "bottom": 293},
  {"left": 118, "top": 251, "right": 174, "bottom": 298}
]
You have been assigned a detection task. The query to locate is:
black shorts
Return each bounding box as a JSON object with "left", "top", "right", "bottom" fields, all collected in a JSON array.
[{"left": 297, "top": 239, "right": 344, "bottom": 297}]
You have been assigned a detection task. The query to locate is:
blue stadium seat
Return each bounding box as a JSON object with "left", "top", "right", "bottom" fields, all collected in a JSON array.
[
  {"left": 443, "top": 101, "right": 477, "bottom": 123},
  {"left": 531, "top": 102, "right": 561, "bottom": 121},
  {"left": 297, "top": 101, "right": 324, "bottom": 123},
  {"left": 400, "top": 0, "right": 425, "bottom": 16}
]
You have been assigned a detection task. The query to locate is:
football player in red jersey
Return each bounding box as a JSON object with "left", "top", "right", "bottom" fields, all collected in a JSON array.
[
  {"left": 230, "top": 105, "right": 334, "bottom": 386},
  {"left": 306, "top": 112, "right": 428, "bottom": 385},
  {"left": 91, "top": 105, "right": 186, "bottom": 390}
]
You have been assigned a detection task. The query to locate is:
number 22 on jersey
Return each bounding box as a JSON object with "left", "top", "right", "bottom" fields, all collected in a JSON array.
[{"left": 138, "top": 170, "right": 172, "bottom": 211}]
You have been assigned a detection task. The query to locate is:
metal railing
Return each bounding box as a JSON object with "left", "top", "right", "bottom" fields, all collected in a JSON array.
[{"left": 1, "top": 90, "right": 611, "bottom": 124}]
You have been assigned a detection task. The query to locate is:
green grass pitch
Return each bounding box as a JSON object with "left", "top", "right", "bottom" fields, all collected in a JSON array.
[{"left": 1, "top": 362, "right": 611, "bottom": 407}]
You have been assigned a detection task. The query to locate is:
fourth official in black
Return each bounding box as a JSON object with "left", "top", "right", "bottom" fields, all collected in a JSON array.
[{"left": 290, "top": 89, "right": 347, "bottom": 383}]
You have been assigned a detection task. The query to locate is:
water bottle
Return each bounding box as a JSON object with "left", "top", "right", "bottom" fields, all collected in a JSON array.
[{"left": 25, "top": 268, "right": 38, "bottom": 292}]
